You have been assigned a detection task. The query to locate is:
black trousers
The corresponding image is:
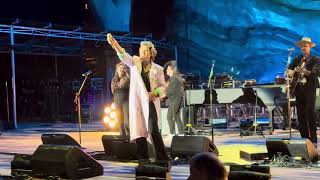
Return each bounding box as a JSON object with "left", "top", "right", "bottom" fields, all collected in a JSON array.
[
  {"left": 136, "top": 102, "right": 168, "bottom": 161},
  {"left": 113, "top": 90, "right": 130, "bottom": 136},
  {"left": 167, "top": 100, "right": 184, "bottom": 134},
  {"left": 295, "top": 87, "right": 317, "bottom": 144}
]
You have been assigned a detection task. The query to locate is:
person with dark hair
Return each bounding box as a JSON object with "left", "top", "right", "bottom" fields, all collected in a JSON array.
[
  {"left": 188, "top": 152, "right": 227, "bottom": 180},
  {"left": 287, "top": 37, "right": 320, "bottom": 147},
  {"left": 107, "top": 33, "right": 169, "bottom": 164},
  {"left": 164, "top": 60, "right": 184, "bottom": 135},
  {"left": 111, "top": 62, "right": 130, "bottom": 136}
]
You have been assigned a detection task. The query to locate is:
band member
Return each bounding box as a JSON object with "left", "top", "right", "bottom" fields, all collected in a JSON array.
[
  {"left": 111, "top": 62, "right": 130, "bottom": 136},
  {"left": 287, "top": 37, "right": 320, "bottom": 147},
  {"left": 107, "top": 33, "right": 169, "bottom": 162},
  {"left": 164, "top": 61, "right": 184, "bottom": 135}
]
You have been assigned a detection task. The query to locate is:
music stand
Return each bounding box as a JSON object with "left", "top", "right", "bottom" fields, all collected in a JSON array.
[
  {"left": 240, "top": 89, "right": 265, "bottom": 138},
  {"left": 208, "top": 64, "right": 215, "bottom": 143},
  {"left": 184, "top": 85, "right": 198, "bottom": 135}
]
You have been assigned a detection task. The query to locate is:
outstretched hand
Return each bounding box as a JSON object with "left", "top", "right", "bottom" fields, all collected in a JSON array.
[
  {"left": 107, "top": 33, "right": 124, "bottom": 53},
  {"left": 107, "top": 33, "right": 115, "bottom": 48}
]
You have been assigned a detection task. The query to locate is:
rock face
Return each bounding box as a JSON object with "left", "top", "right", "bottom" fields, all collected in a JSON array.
[{"left": 167, "top": 0, "right": 320, "bottom": 83}]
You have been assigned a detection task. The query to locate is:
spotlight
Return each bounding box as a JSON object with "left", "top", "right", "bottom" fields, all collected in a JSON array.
[
  {"left": 111, "top": 103, "right": 117, "bottom": 110},
  {"left": 110, "top": 111, "right": 116, "bottom": 119},
  {"left": 102, "top": 103, "right": 119, "bottom": 129},
  {"left": 104, "top": 107, "right": 111, "bottom": 114},
  {"left": 103, "top": 116, "right": 110, "bottom": 124},
  {"left": 109, "top": 121, "right": 116, "bottom": 128}
]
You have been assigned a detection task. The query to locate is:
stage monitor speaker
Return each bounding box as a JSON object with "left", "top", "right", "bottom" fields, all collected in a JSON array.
[
  {"left": 102, "top": 135, "right": 138, "bottom": 160},
  {"left": 229, "top": 164, "right": 270, "bottom": 174},
  {"left": 171, "top": 136, "right": 219, "bottom": 158},
  {"left": 11, "top": 154, "right": 33, "bottom": 176},
  {"left": 31, "top": 144, "right": 103, "bottom": 179},
  {"left": 228, "top": 171, "right": 271, "bottom": 180},
  {"left": 266, "top": 138, "right": 318, "bottom": 162},
  {"left": 41, "top": 134, "right": 81, "bottom": 148}
]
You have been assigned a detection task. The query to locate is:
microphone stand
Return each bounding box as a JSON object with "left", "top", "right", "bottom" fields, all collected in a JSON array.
[
  {"left": 5, "top": 82, "right": 10, "bottom": 125},
  {"left": 75, "top": 74, "right": 90, "bottom": 145},
  {"left": 208, "top": 64, "right": 215, "bottom": 143},
  {"left": 286, "top": 49, "right": 294, "bottom": 138},
  {"left": 185, "top": 85, "right": 198, "bottom": 135}
]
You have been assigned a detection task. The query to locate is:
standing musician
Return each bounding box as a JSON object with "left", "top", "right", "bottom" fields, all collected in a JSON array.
[
  {"left": 287, "top": 37, "right": 320, "bottom": 147},
  {"left": 111, "top": 62, "right": 130, "bottom": 136},
  {"left": 107, "top": 34, "right": 169, "bottom": 164}
]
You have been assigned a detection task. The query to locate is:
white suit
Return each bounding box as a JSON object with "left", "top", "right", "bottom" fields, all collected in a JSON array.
[{"left": 120, "top": 53, "right": 166, "bottom": 142}]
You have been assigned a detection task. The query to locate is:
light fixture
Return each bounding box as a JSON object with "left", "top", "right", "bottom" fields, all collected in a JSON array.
[{"left": 102, "top": 103, "right": 119, "bottom": 129}]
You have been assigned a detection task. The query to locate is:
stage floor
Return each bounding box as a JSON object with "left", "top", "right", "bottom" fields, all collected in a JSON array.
[{"left": 0, "top": 121, "right": 320, "bottom": 179}]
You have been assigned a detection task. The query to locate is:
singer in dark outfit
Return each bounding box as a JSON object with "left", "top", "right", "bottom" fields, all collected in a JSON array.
[
  {"left": 111, "top": 62, "right": 130, "bottom": 136},
  {"left": 164, "top": 61, "right": 184, "bottom": 135},
  {"left": 287, "top": 37, "right": 320, "bottom": 147}
]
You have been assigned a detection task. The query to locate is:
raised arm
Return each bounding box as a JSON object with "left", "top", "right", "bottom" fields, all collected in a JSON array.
[{"left": 107, "top": 33, "right": 134, "bottom": 66}]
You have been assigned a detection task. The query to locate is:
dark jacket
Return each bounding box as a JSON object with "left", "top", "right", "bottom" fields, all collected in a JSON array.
[
  {"left": 167, "top": 73, "right": 184, "bottom": 112},
  {"left": 289, "top": 54, "right": 320, "bottom": 91}
]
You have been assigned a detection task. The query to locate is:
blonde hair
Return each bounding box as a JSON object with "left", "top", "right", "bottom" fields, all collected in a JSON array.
[{"left": 140, "top": 41, "right": 157, "bottom": 61}]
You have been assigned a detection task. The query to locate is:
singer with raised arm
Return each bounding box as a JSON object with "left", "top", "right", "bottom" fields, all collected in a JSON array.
[
  {"left": 106, "top": 34, "right": 169, "bottom": 165},
  {"left": 287, "top": 37, "right": 320, "bottom": 148}
]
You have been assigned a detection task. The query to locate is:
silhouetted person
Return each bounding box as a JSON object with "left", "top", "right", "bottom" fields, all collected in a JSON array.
[{"left": 188, "top": 152, "right": 227, "bottom": 180}]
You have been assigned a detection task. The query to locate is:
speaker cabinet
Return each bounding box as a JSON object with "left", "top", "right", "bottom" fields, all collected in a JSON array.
[
  {"left": 102, "top": 135, "right": 138, "bottom": 160},
  {"left": 41, "top": 134, "right": 81, "bottom": 147},
  {"left": 266, "top": 138, "right": 318, "bottom": 162},
  {"left": 31, "top": 145, "right": 103, "bottom": 179},
  {"left": 171, "top": 136, "right": 219, "bottom": 158}
]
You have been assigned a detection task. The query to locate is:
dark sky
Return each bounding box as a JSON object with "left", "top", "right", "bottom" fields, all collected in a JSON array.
[
  {"left": 0, "top": 0, "right": 86, "bottom": 25},
  {"left": 0, "top": 0, "right": 173, "bottom": 36}
]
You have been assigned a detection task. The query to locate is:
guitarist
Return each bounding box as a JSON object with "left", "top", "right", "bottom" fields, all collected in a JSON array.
[{"left": 287, "top": 37, "right": 320, "bottom": 148}]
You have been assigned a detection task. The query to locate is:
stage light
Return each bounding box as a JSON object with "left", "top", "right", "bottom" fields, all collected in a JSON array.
[
  {"left": 111, "top": 103, "right": 117, "bottom": 110},
  {"left": 104, "top": 107, "right": 111, "bottom": 114},
  {"left": 110, "top": 111, "right": 116, "bottom": 119},
  {"left": 102, "top": 103, "right": 119, "bottom": 129},
  {"left": 109, "top": 121, "right": 116, "bottom": 128},
  {"left": 103, "top": 116, "right": 110, "bottom": 124}
]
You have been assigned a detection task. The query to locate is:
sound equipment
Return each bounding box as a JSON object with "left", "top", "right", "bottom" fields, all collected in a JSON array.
[
  {"left": 11, "top": 154, "right": 33, "bottom": 176},
  {"left": 41, "top": 134, "right": 81, "bottom": 147},
  {"left": 171, "top": 136, "right": 219, "bottom": 158},
  {"left": 228, "top": 171, "right": 271, "bottom": 180},
  {"left": 102, "top": 135, "right": 138, "bottom": 160},
  {"left": 31, "top": 145, "right": 103, "bottom": 179},
  {"left": 266, "top": 138, "right": 318, "bottom": 162},
  {"left": 240, "top": 150, "right": 268, "bottom": 161},
  {"left": 136, "top": 164, "right": 170, "bottom": 179},
  {"left": 229, "top": 164, "right": 270, "bottom": 174}
]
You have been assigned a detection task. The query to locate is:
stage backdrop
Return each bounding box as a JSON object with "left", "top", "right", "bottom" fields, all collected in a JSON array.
[
  {"left": 167, "top": 0, "right": 320, "bottom": 83},
  {"left": 90, "top": 0, "right": 132, "bottom": 32}
]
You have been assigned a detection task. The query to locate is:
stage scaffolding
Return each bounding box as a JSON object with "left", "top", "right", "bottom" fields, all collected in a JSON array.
[{"left": 0, "top": 24, "right": 177, "bottom": 128}]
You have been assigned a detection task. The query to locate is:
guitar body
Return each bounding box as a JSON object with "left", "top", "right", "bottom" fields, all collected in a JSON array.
[{"left": 289, "top": 61, "right": 306, "bottom": 92}]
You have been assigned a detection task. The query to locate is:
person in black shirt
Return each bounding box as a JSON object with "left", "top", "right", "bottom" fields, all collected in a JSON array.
[
  {"left": 111, "top": 62, "right": 130, "bottom": 136},
  {"left": 164, "top": 61, "right": 184, "bottom": 135}
]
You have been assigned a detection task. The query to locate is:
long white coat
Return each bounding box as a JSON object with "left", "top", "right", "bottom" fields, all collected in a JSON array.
[{"left": 120, "top": 53, "right": 166, "bottom": 142}]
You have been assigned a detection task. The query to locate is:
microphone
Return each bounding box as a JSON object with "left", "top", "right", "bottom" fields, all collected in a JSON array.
[
  {"left": 82, "top": 70, "right": 92, "bottom": 77},
  {"left": 288, "top": 47, "right": 295, "bottom": 52}
]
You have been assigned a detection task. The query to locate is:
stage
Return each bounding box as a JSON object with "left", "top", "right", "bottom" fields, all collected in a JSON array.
[{"left": 0, "top": 122, "right": 320, "bottom": 179}]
